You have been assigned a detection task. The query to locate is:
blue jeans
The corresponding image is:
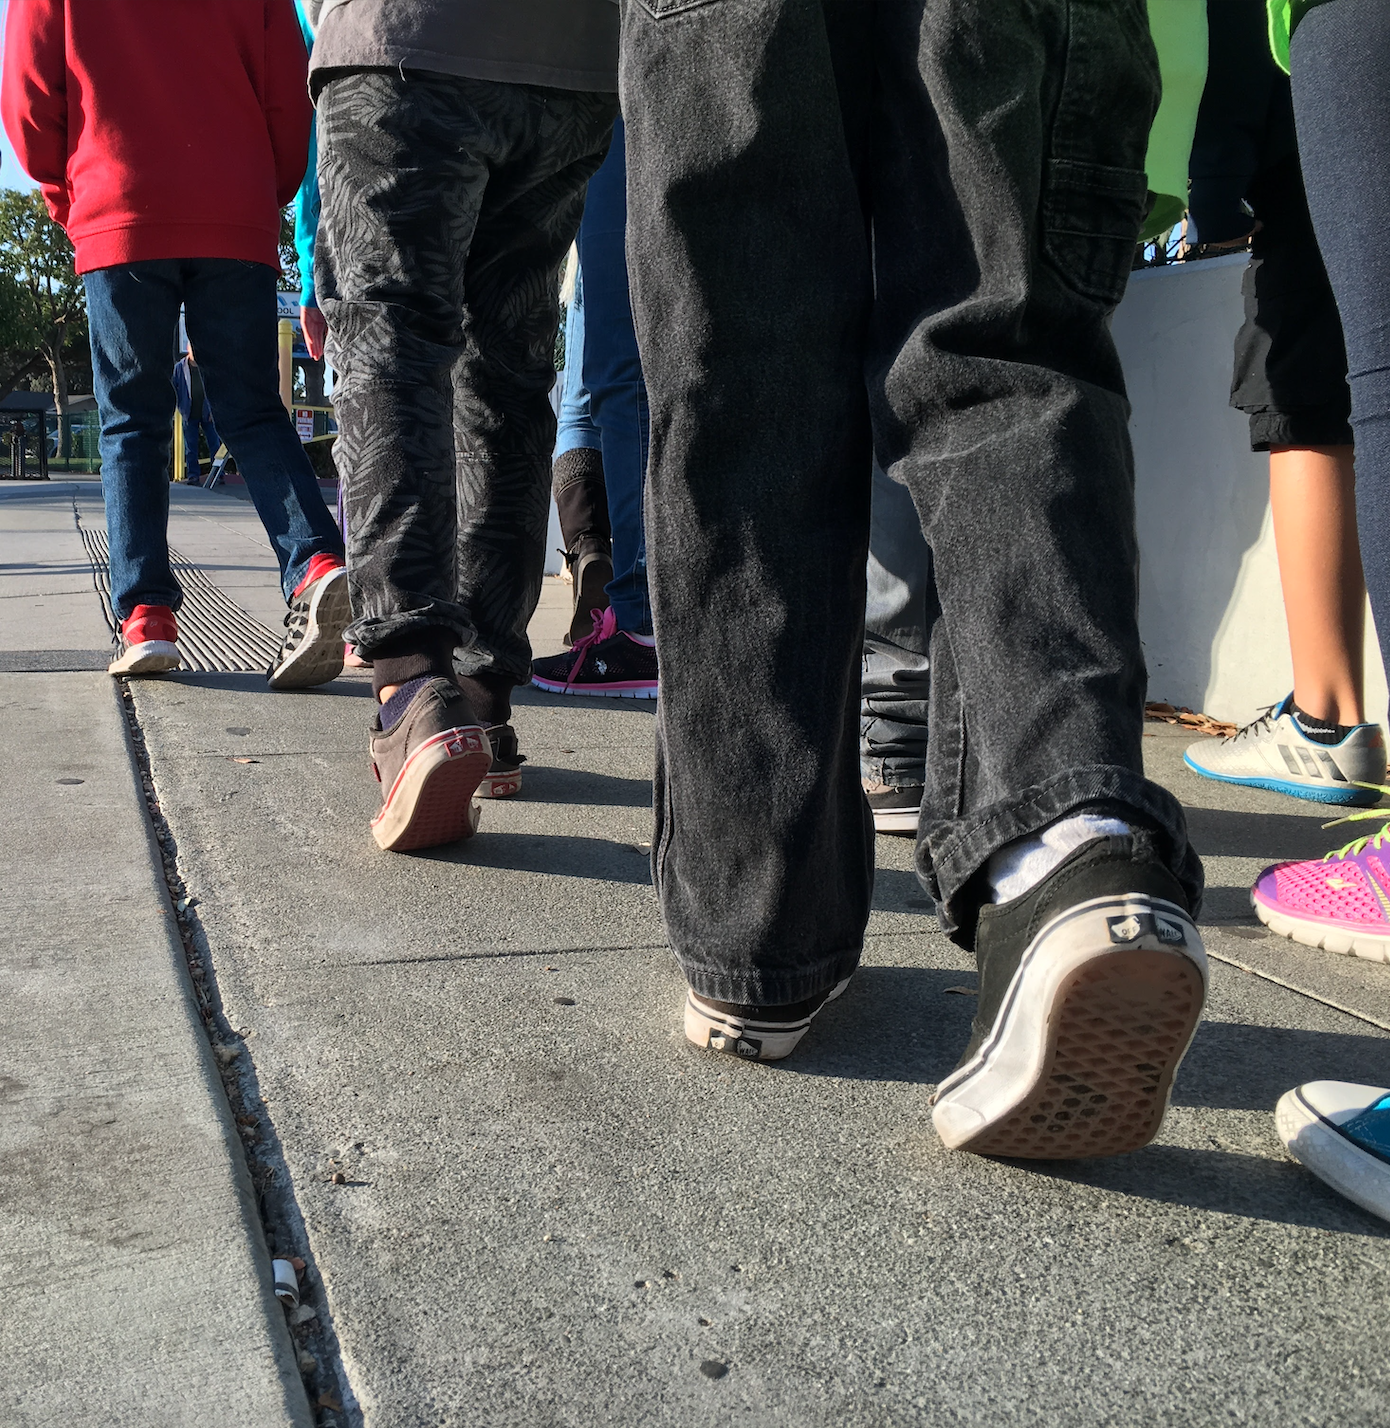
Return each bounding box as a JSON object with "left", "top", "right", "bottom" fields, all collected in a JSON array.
[
  {"left": 577, "top": 116, "right": 652, "bottom": 636},
  {"left": 555, "top": 265, "right": 602, "bottom": 460},
  {"left": 1292, "top": 0, "right": 1390, "bottom": 704},
  {"left": 861, "top": 463, "right": 936, "bottom": 789},
  {"left": 85, "top": 259, "right": 344, "bottom": 621}
]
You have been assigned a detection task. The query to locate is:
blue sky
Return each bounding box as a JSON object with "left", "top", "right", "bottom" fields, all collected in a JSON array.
[{"left": 0, "top": 2, "right": 34, "bottom": 189}]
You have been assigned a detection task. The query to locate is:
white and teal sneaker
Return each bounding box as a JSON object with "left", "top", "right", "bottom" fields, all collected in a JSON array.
[
  {"left": 1276, "top": 1081, "right": 1390, "bottom": 1223},
  {"left": 1182, "top": 695, "right": 1385, "bottom": 806}
]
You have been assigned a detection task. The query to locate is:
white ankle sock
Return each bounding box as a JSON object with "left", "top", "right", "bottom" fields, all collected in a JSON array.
[
  {"left": 627, "top": 631, "right": 656, "bottom": 647},
  {"left": 985, "top": 814, "right": 1130, "bottom": 905}
]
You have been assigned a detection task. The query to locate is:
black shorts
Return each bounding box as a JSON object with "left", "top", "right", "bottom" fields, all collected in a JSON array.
[{"left": 1230, "top": 156, "right": 1353, "bottom": 451}]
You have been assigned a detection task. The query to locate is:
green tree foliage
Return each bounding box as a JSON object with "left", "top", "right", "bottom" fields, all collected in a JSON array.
[
  {"left": 0, "top": 188, "right": 89, "bottom": 409},
  {"left": 279, "top": 205, "right": 300, "bottom": 294}
]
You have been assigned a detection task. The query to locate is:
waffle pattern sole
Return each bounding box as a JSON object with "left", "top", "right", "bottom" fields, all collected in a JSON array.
[
  {"left": 371, "top": 731, "right": 489, "bottom": 852},
  {"left": 268, "top": 568, "right": 350, "bottom": 690},
  {"left": 1252, "top": 897, "right": 1390, "bottom": 963},
  {"left": 956, "top": 950, "right": 1204, "bottom": 1158}
]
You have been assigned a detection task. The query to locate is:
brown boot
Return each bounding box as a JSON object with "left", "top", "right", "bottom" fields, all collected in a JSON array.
[
  {"left": 553, "top": 448, "right": 613, "bottom": 645},
  {"left": 368, "top": 677, "right": 490, "bottom": 852}
]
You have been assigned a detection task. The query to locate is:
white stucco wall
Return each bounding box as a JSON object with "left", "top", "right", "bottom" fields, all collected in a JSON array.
[{"left": 1113, "top": 254, "right": 1386, "bottom": 727}]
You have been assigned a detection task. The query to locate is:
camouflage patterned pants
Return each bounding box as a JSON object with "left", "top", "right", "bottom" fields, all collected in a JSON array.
[{"left": 316, "top": 69, "right": 616, "bottom": 681}]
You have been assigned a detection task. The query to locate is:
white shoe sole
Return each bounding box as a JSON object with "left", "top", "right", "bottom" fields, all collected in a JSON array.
[
  {"left": 932, "top": 894, "right": 1207, "bottom": 1159},
  {"left": 684, "top": 978, "right": 851, "bottom": 1061},
  {"left": 872, "top": 807, "right": 921, "bottom": 834},
  {"left": 1251, "top": 894, "right": 1390, "bottom": 964},
  {"left": 108, "top": 640, "right": 181, "bottom": 675},
  {"left": 480, "top": 767, "right": 523, "bottom": 799},
  {"left": 531, "top": 675, "right": 658, "bottom": 699},
  {"left": 1276, "top": 1085, "right": 1390, "bottom": 1223},
  {"left": 371, "top": 726, "right": 490, "bottom": 852},
  {"left": 269, "top": 568, "right": 350, "bottom": 690}
]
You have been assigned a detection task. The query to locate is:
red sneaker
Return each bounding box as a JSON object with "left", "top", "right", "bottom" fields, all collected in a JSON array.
[
  {"left": 268, "top": 554, "right": 349, "bottom": 690},
  {"left": 108, "top": 604, "right": 181, "bottom": 676}
]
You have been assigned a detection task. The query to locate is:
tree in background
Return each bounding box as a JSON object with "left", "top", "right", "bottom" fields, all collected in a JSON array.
[{"left": 0, "top": 188, "right": 89, "bottom": 419}]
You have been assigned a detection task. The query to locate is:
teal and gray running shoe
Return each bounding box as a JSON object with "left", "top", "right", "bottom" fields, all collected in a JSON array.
[{"left": 1183, "top": 694, "right": 1384, "bottom": 806}]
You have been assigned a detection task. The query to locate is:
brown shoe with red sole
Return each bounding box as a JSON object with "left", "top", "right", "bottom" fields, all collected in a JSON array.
[{"left": 369, "top": 677, "right": 490, "bottom": 852}]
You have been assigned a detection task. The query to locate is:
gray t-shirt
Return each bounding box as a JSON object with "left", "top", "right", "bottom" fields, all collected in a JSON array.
[{"left": 309, "top": 0, "right": 619, "bottom": 93}]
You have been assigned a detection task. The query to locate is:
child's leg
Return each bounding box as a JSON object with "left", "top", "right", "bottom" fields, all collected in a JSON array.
[
  {"left": 1293, "top": 0, "right": 1390, "bottom": 716},
  {"left": 1270, "top": 444, "right": 1364, "bottom": 725},
  {"left": 83, "top": 263, "right": 185, "bottom": 620}
]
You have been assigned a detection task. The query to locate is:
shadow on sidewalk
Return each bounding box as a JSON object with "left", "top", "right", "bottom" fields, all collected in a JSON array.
[
  {"left": 1176, "top": 1019, "right": 1390, "bottom": 1111},
  {"left": 525, "top": 765, "right": 653, "bottom": 808},
  {"left": 783, "top": 966, "right": 976, "bottom": 1087},
  {"left": 1184, "top": 804, "right": 1354, "bottom": 862},
  {"left": 414, "top": 829, "right": 654, "bottom": 884},
  {"left": 1042, "top": 1144, "right": 1390, "bottom": 1236}
]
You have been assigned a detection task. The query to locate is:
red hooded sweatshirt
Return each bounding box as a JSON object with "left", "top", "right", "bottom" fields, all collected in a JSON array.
[{"left": 1, "top": 0, "right": 311, "bottom": 273}]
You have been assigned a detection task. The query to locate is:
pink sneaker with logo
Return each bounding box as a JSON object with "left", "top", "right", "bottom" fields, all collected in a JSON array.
[{"left": 1252, "top": 804, "right": 1390, "bottom": 963}]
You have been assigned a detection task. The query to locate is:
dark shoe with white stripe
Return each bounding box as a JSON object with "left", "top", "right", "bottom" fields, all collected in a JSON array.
[
  {"left": 267, "top": 555, "right": 349, "bottom": 690},
  {"left": 684, "top": 979, "right": 852, "bottom": 1062},
  {"left": 932, "top": 832, "right": 1207, "bottom": 1159},
  {"left": 480, "top": 723, "right": 526, "bottom": 799},
  {"left": 864, "top": 780, "right": 923, "bottom": 835}
]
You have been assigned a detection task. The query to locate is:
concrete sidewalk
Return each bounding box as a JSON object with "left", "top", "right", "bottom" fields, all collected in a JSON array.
[
  {"left": 0, "top": 484, "right": 311, "bottom": 1426},
  {"left": 2, "top": 478, "right": 1388, "bottom": 1427}
]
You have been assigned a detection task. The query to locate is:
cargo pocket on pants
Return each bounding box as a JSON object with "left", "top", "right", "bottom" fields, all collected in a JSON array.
[{"left": 1041, "top": 158, "right": 1150, "bottom": 309}]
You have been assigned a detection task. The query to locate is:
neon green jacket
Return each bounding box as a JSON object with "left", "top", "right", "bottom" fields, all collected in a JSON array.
[
  {"left": 1267, "top": 0, "right": 1333, "bottom": 74},
  {"left": 1143, "top": 0, "right": 1208, "bottom": 240}
]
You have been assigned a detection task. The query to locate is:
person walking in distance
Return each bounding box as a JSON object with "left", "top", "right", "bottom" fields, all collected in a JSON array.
[
  {"left": 2, "top": 0, "right": 351, "bottom": 686},
  {"left": 620, "top": 0, "right": 1208, "bottom": 1159}
]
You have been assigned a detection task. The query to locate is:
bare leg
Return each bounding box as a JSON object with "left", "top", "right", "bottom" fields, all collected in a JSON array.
[{"left": 1269, "top": 444, "right": 1364, "bottom": 724}]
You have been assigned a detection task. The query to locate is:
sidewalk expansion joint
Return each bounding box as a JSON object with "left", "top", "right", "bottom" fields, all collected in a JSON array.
[
  {"left": 115, "top": 678, "right": 362, "bottom": 1427},
  {"left": 1205, "top": 948, "right": 1390, "bottom": 1033}
]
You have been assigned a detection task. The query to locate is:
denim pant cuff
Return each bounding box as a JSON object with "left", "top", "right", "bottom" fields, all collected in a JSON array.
[
  {"left": 676, "top": 946, "right": 863, "bottom": 1006},
  {"left": 860, "top": 752, "right": 928, "bottom": 788},
  {"left": 919, "top": 765, "right": 1203, "bottom": 939},
  {"left": 352, "top": 613, "right": 465, "bottom": 662}
]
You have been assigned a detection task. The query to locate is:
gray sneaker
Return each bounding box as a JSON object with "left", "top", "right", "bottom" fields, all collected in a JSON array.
[
  {"left": 369, "top": 678, "right": 490, "bottom": 852},
  {"left": 1182, "top": 694, "right": 1385, "bottom": 807},
  {"left": 267, "top": 559, "right": 350, "bottom": 690}
]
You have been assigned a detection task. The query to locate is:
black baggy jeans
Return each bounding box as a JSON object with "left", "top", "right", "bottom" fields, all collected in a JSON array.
[
  {"left": 621, "top": 0, "right": 1204, "bottom": 1004},
  {"left": 316, "top": 71, "right": 617, "bottom": 684}
]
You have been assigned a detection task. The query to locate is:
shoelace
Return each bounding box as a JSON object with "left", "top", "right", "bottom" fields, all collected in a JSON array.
[
  {"left": 1225, "top": 703, "right": 1281, "bottom": 744},
  {"left": 562, "top": 606, "right": 618, "bottom": 691},
  {"left": 1318, "top": 788, "right": 1390, "bottom": 860}
]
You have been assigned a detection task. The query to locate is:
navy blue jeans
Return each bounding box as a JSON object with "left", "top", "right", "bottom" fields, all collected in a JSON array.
[
  {"left": 85, "top": 259, "right": 343, "bottom": 621},
  {"left": 577, "top": 116, "right": 653, "bottom": 636},
  {"left": 1292, "top": 0, "right": 1390, "bottom": 707}
]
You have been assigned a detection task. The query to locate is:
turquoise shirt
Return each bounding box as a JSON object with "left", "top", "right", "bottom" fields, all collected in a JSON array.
[{"left": 293, "top": 0, "right": 320, "bottom": 309}]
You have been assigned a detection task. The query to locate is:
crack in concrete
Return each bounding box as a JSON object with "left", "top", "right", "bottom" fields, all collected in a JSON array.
[{"left": 116, "top": 678, "right": 363, "bottom": 1428}]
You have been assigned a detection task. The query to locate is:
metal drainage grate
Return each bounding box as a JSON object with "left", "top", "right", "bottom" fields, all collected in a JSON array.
[{"left": 78, "top": 523, "right": 283, "bottom": 675}]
